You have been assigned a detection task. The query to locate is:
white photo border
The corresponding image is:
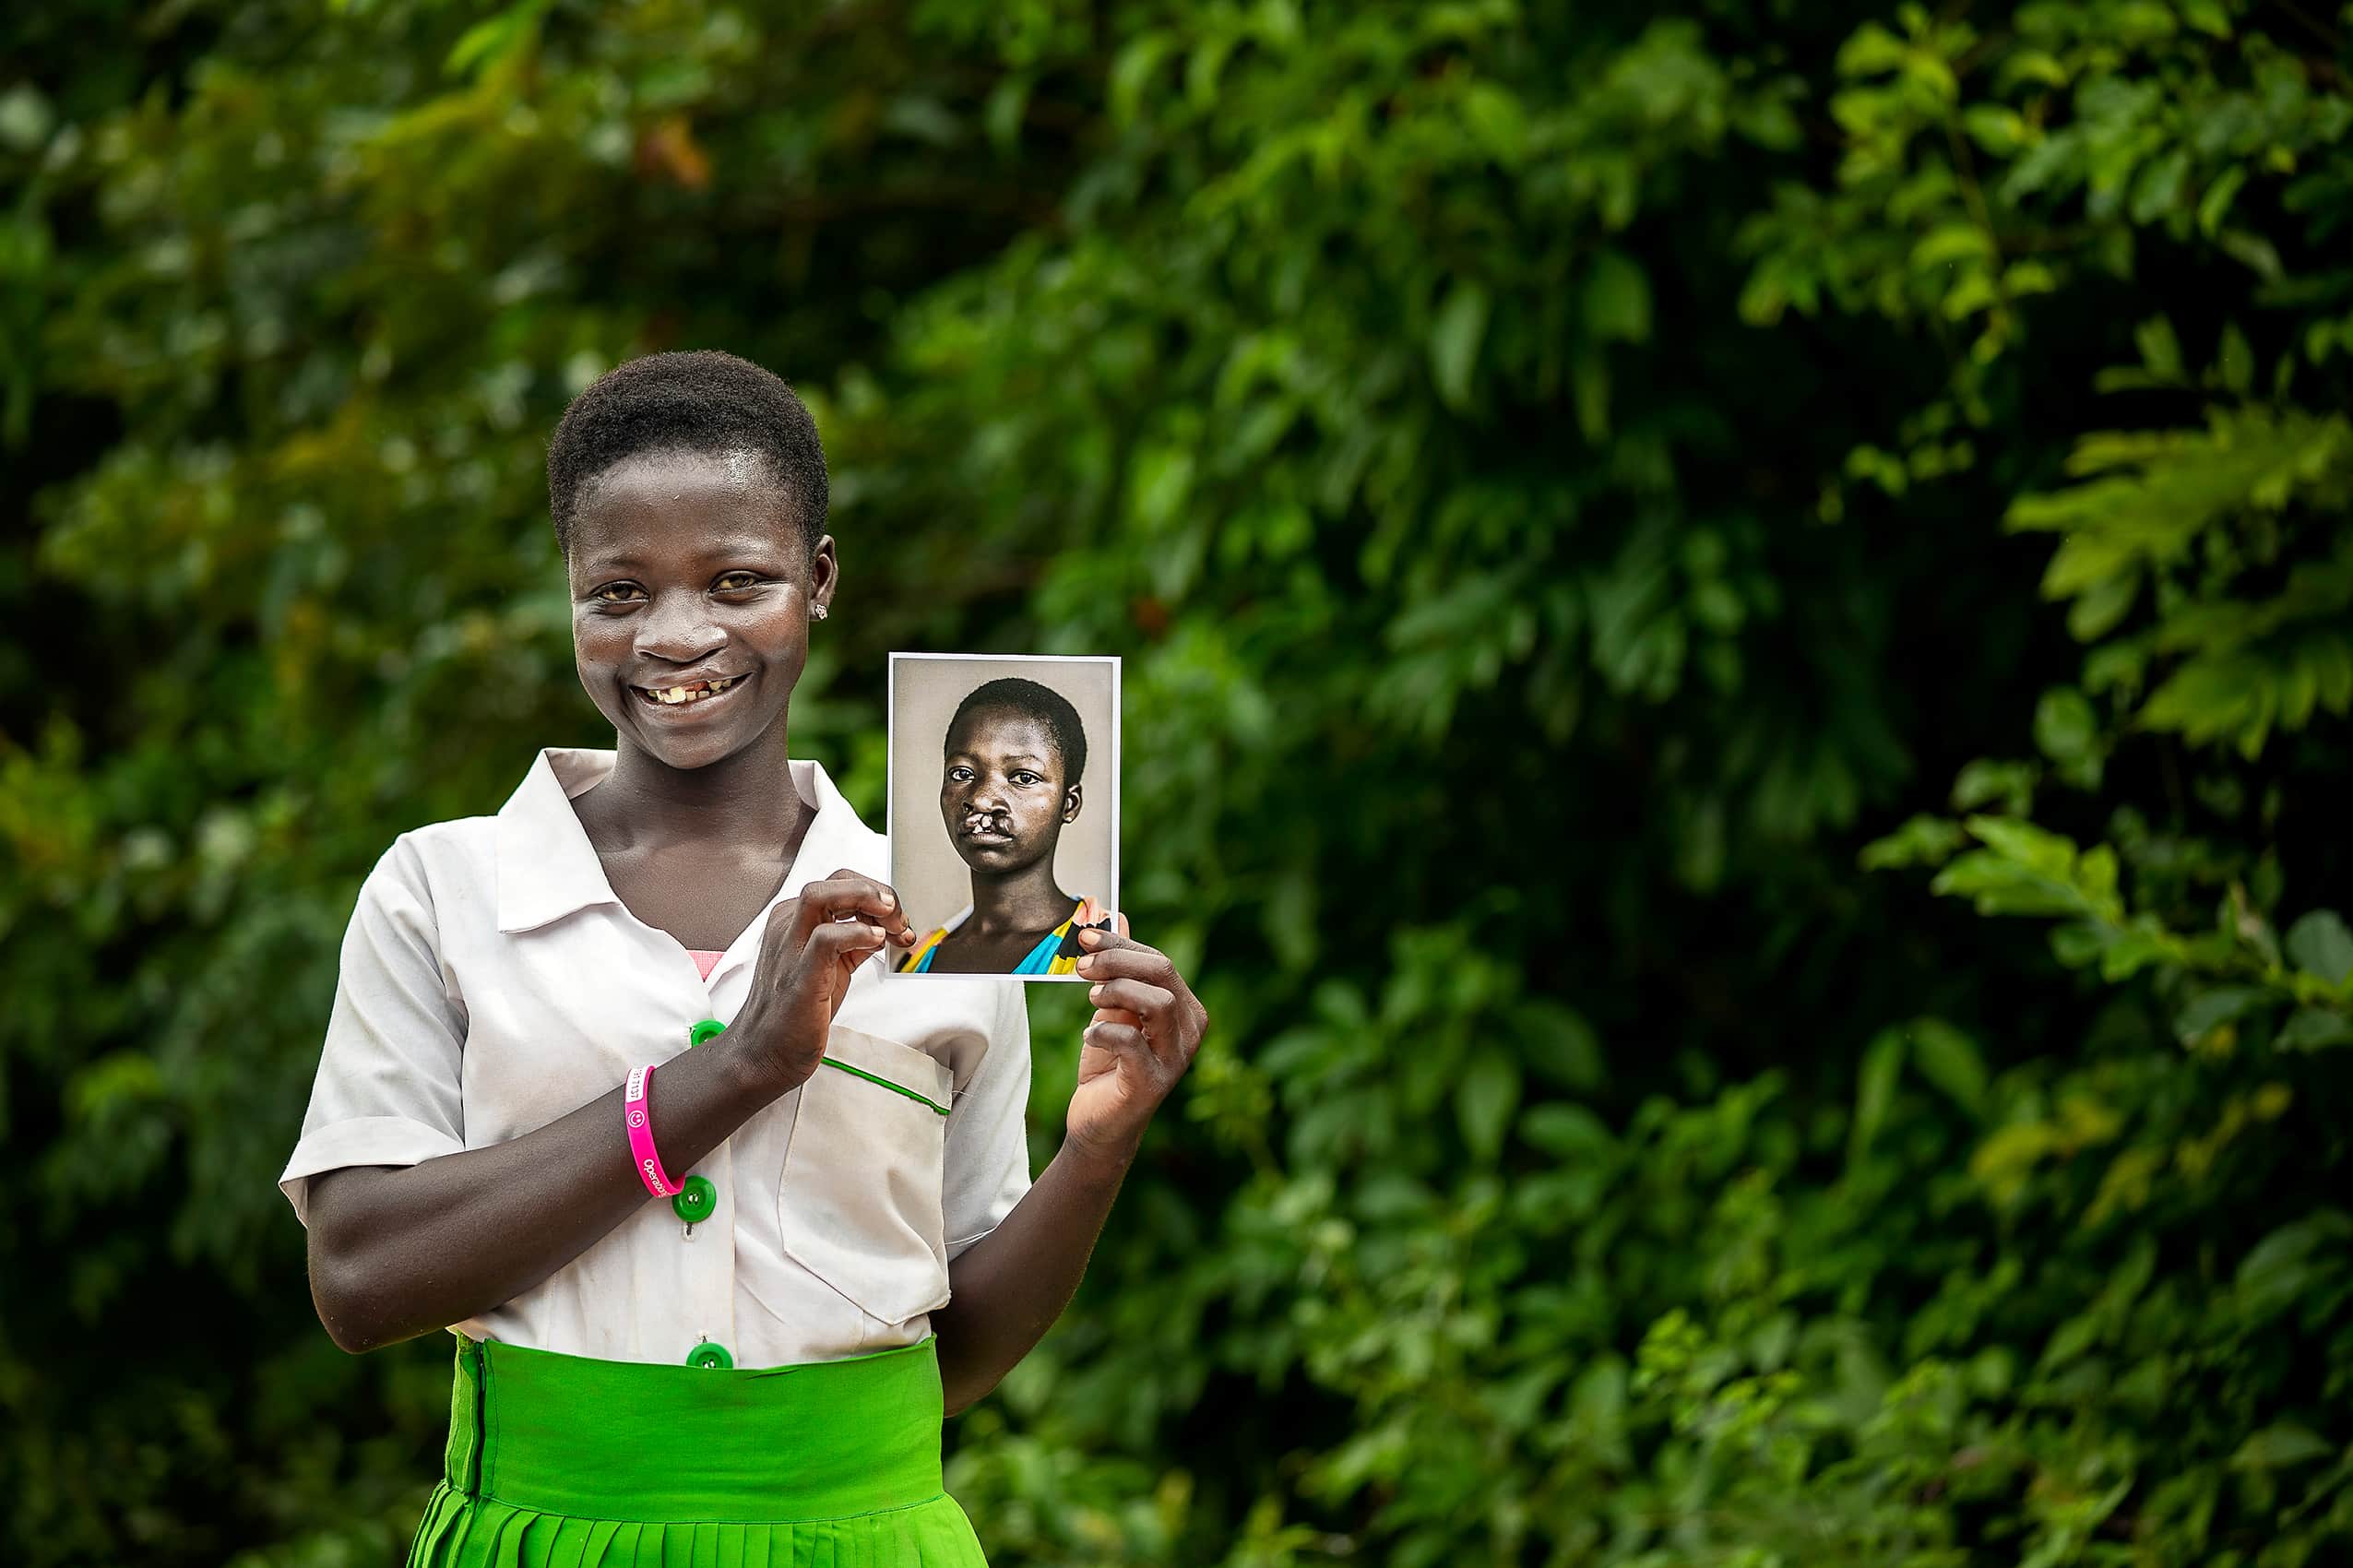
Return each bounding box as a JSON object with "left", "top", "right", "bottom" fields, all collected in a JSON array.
[{"left": 884, "top": 651, "right": 1122, "bottom": 983}]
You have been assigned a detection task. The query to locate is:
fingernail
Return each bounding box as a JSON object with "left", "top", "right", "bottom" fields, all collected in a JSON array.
[
  {"left": 1079, "top": 927, "right": 1105, "bottom": 947},
  {"left": 1088, "top": 983, "right": 1104, "bottom": 1002}
]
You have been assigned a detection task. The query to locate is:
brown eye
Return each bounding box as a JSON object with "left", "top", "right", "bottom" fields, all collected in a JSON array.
[
  {"left": 716, "top": 572, "right": 760, "bottom": 590},
  {"left": 592, "top": 584, "right": 641, "bottom": 603}
]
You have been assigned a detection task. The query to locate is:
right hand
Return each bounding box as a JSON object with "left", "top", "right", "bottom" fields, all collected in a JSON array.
[{"left": 730, "top": 870, "right": 918, "bottom": 1095}]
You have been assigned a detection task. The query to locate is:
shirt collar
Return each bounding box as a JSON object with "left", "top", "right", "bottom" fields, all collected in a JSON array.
[{"left": 494, "top": 746, "right": 873, "bottom": 935}]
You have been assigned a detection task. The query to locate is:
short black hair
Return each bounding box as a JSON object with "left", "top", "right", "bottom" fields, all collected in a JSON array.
[
  {"left": 545, "top": 349, "right": 828, "bottom": 560},
  {"left": 948, "top": 677, "right": 1088, "bottom": 789}
]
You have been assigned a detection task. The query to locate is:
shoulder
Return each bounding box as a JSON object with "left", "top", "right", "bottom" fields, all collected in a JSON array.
[
  {"left": 372, "top": 813, "right": 495, "bottom": 881},
  {"left": 352, "top": 814, "right": 498, "bottom": 928}
]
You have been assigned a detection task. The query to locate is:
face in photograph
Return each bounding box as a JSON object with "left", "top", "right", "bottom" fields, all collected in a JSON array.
[{"left": 945, "top": 702, "right": 1080, "bottom": 881}]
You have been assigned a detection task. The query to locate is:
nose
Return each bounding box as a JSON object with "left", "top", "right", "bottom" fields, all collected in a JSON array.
[
  {"left": 969, "top": 778, "right": 1008, "bottom": 813},
  {"left": 635, "top": 588, "right": 724, "bottom": 664}
]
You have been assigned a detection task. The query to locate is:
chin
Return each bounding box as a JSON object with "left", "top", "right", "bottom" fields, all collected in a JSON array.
[{"left": 956, "top": 840, "right": 1033, "bottom": 872}]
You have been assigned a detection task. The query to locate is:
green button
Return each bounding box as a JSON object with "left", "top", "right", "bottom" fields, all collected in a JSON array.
[
  {"left": 688, "top": 1018, "right": 726, "bottom": 1048},
  {"left": 685, "top": 1340, "right": 732, "bottom": 1370},
  {"left": 671, "top": 1173, "right": 716, "bottom": 1224}
]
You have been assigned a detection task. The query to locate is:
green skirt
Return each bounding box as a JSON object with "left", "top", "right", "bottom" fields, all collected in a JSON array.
[{"left": 406, "top": 1332, "right": 988, "bottom": 1566}]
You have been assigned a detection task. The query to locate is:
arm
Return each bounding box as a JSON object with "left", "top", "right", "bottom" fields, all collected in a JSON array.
[
  {"left": 931, "top": 1136, "right": 1136, "bottom": 1415},
  {"left": 931, "top": 918, "right": 1208, "bottom": 1414},
  {"left": 306, "top": 1037, "right": 778, "bottom": 1354},
  {"left": 303, "top": 869, "right": 914, "bottom": 1355}
]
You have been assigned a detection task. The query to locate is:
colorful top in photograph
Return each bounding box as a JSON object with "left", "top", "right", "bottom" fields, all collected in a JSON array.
[{"left": 899, "top": 896, "right": 1108, "bottom": 976}]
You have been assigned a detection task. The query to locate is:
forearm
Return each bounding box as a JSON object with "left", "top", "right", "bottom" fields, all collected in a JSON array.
[
  {"left": 306, "top": 1038, "right": 783, "bottom": 1354},
  {"left": 931, "top": 1134, "right": 1137, "bottom": 1415}
]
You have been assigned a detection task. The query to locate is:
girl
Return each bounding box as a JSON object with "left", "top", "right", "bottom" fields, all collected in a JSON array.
[
  {"left": 278, "top": 350, "right": 1209, "bottom": 1567},
  {"left": 899, "top": 677, "right": 1109, "bottom": 977}
]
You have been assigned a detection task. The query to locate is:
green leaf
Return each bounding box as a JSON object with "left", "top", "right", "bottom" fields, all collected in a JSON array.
[
  {"left": 1964, "top": 814, "right": 2078, "bottom": 875},
  {"left": 1108, "top": 31, "right": 1173, "bottom": 125},
  {"left": 1951, "top": 759, "right": 2038, "bottom": 815},
  {"left": 1456, "top": 1048, "right": 1520, "bottom": 1161},
  {"left": 1960, "top": 104, "right": 2027, "bottom": 157},
  {"left": 2231, "top": 1424, "right": 2335, "bottom": 1470},
  {"left": 2215, "top": 321, "right": 2254, "bottom": 398},
  {"left": 2277, "top": 1009, "right": 2353, "bottom": 1051},
  {"left": 1835, "top": 23, "right": 1906, "bottom": 77},
  {"left": 2129, "top": 149, "right": 2189, "bottom": 224},
  {"left": 1518, "top": 1002, "right": 1603, "bottom": 1090},
  {"left": 2286, "top": 911, "right": 2353, "bottom": 987},
  {"left": 1911, "top": 224, "right": 1995, "bottom": 270},
  {"left": 1430, "top": 280, "right": 1491, "bottom": 412},
  {"left": 1584, "top": 250, "right": 1652, "bottom": 344},
  {"left": 445, "top": 0, "right": 549, "bottom": 79},
  {"left": 2174, "top": 986, "right": 2271, "bottom": 1044},
  {"left": 2134, "top": 315, "right": 2185, "bottom": 381},
  {"left": 1521, "top": 1102, "right": 1613, "bottom": 1160},
  {"left": 2066, "top": 569, "right": 2139, "bottom": 641},
  {"left": 1910, "top": 1017, "right": 1987, "bottom": 1116},
  {"left": 1848, "top": 1027, "right": 1904, "bottom": 1167},
  {"left": 2236, "top": 1212, "right": 2353, "bottom": 1322},
  {"left": 1859, "top": 814, "right": 1967, "bottom": 871},
  {"left": 2197, "top": 166, "right": 2247, "bottom": 237},
  {"left": 2033, "top": 686, "right": 2098, "bottom": 763},
  {"left": 2179, "top": 0, "right": 2231, "bottom": 37}
]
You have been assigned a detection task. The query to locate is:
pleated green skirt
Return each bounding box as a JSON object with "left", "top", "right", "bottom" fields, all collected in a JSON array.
[{"left": 406, "top": 1332, "right": 988, "bottom": 1566}]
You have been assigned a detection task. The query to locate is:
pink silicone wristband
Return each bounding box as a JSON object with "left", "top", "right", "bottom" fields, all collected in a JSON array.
[{"left": 624, "top": 1063, "right": 683, "bottom": 1197}]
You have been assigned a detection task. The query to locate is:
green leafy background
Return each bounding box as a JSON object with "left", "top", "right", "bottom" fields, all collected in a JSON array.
[{"left": 5, "top": 1, "right": 2351, "bottom": 1563}]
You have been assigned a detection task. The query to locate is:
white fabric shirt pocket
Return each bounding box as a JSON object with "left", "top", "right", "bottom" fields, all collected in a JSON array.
[{"left": 775, "top": 1025, "right": 955, "bottom": 1328}]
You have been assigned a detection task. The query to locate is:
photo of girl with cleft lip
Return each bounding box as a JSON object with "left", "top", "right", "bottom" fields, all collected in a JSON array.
[{"left": 897, "top": 673, "right": 1112, "bottom": 977}]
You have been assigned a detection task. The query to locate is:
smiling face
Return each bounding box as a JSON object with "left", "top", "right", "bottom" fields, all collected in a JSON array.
[
  {"left": 940, "top": 704, "right": 1082, "bottom": 876},
  {"left": 566, "top": 448, "right": 836, "bottom": 770}
]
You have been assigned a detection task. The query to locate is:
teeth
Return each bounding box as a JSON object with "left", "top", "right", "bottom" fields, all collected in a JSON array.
[{"left": 650, "top": 676, "right": 736, "bottom": 706}]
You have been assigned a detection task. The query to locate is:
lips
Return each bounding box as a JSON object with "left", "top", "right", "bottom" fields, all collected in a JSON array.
[{"left": 959, "top": 812, "right": 1012, "bottom": 842}]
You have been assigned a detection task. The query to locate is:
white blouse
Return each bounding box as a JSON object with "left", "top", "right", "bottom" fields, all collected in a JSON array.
[{"left": 277, "top": 745, "right": 1035, "bottom": 1369}]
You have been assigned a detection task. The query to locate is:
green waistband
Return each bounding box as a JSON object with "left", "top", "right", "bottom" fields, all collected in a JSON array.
[{"left": 442, "top": 1333, "right": 947, "bottom": 1523}]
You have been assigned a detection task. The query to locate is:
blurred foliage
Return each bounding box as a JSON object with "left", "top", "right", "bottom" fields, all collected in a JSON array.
[{"left": 4, "top": 0, "right": 2352, "bottom": 1563}]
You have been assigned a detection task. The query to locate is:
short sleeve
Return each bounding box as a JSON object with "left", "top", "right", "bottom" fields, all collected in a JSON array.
[
  {"left": 278, "top": 836, "right": 469, "bottom": 1229},
  {"left": 940, "top": 978, "right": 1034, "bottom": 1259}
]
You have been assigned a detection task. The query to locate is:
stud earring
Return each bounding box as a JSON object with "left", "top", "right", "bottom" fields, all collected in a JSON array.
[{"left": 812, "top": 604, "right": 828, "bottom": 621}]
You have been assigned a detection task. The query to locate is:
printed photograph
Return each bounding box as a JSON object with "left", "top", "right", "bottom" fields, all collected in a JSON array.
[{"left": 887, "top": 653, "right": 1120, "bottom": 980}]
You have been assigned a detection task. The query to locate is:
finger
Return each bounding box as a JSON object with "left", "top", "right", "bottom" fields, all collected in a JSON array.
[
  {"left": 1115, "top": 910, "right": 1130, "bottom": 938},
  {"left": 823, "top": 871, "right": 913, "bottom": 910},
  {"left": 794, "top": 874, "right": 917, "bottom": 945},
  {"left": 1081, "top": 1018, "right": 1148, "bottom": 1055},
  {"left": 805, "top": 919, "right": 890, "bottom": 969},
  {"left": 1088, "top": 977, "right": 1175, "bottom": 1020},
  {"left": 1074, "top": 944, "right": 1177, "bottom": 985},
  {"left": 1090, "top": 1005, "right": 1144, "bottom": 1028}
]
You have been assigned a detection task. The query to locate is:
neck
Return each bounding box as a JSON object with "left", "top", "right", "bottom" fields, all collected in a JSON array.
[
  {"left": 591, "top": 721, "right": 811, "bottom": 853},
  {"left": 966, "top": 857, "right": 1073, "bottom": 935}
]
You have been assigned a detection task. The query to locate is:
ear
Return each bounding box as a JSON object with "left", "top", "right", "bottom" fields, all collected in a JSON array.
[
  {"left": 808, "top": 532, "right": 840, "bottom": 613},
  {"left": 1062, "top": 782, "right": 1083, "bottom": 823}
]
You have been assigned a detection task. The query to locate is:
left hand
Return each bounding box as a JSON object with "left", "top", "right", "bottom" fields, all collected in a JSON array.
[{"left": 1067, "top": 913, "right": 1209, "bottom": 1162}]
